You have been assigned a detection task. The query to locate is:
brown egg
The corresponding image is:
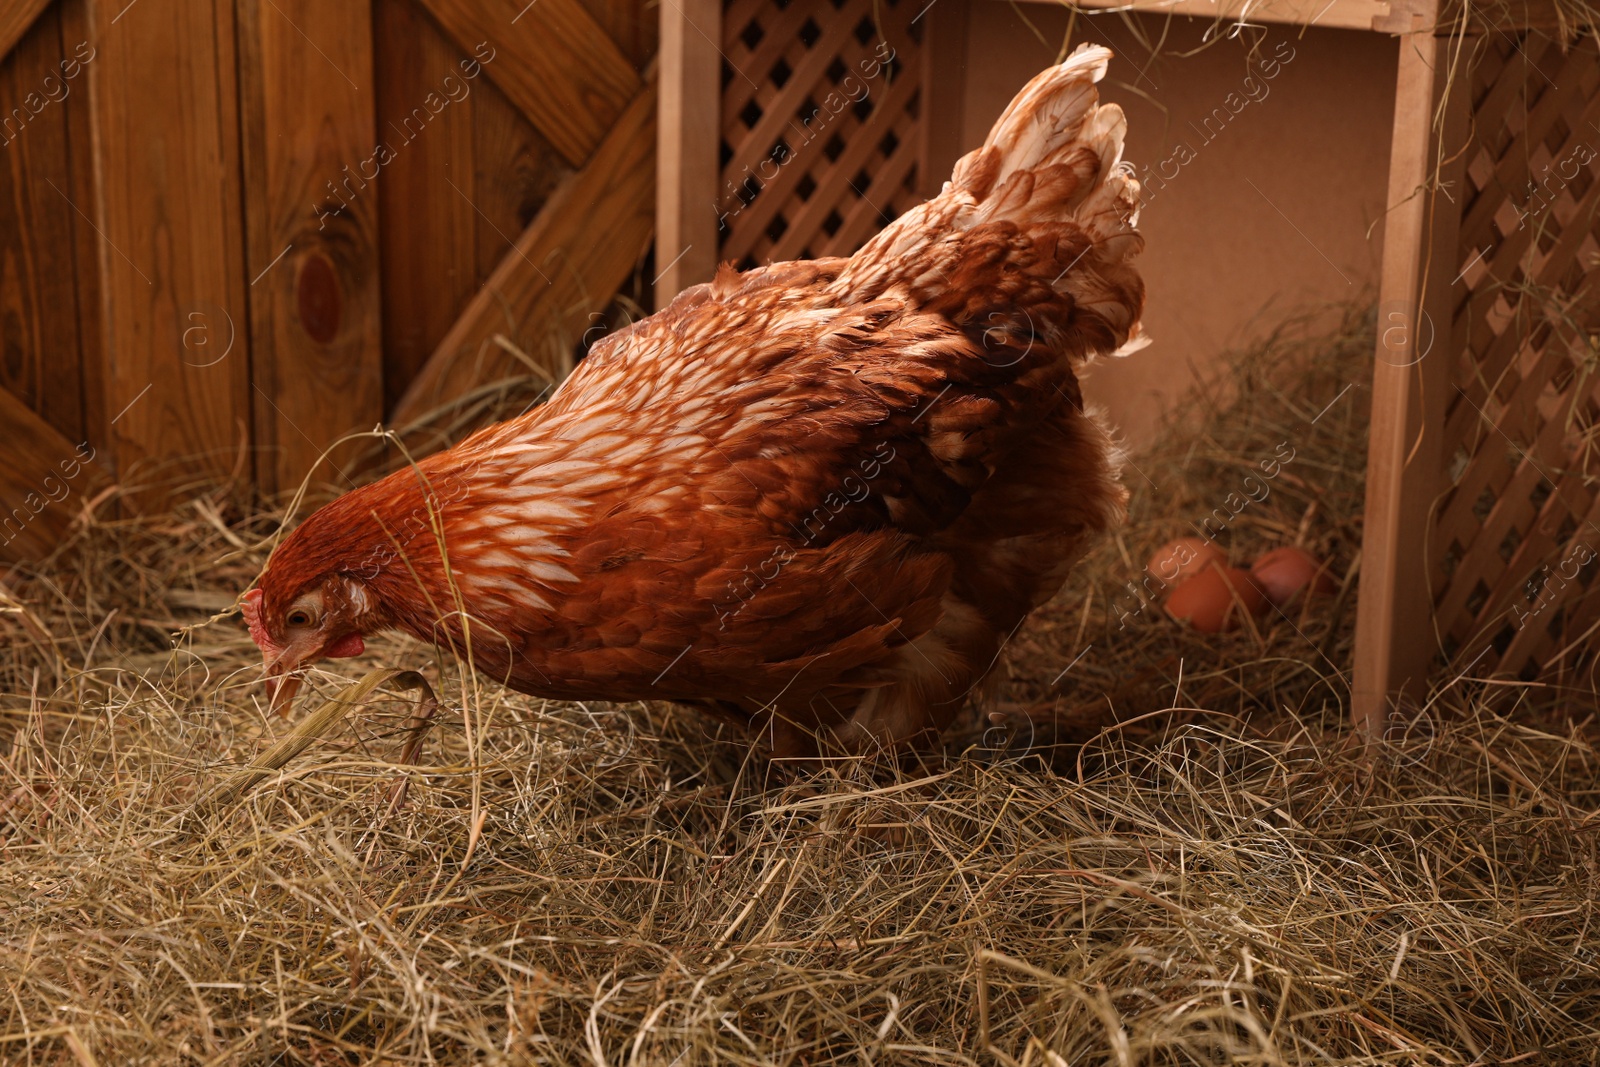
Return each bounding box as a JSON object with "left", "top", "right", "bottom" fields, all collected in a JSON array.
[
  {"left": 1147, "top": 536, "right": 1226, "bottom": 586},
  {"left": 1250, "top": 547, "right": 1337, "bottom": 607},
  {"left": 1164, "top": 565, "right": 1268, "bottom": 633}
]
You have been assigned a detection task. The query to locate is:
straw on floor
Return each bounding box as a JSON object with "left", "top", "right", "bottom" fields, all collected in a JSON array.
[{"left": 2, "top": 302, "right": 1598, "bottom": 1065}]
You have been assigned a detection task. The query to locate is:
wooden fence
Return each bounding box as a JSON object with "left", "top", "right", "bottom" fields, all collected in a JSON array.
[{"left": 0, "top": 0, "right": 656, "bottom": 560}]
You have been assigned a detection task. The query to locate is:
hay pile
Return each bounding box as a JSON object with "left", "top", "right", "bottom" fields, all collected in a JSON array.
[{"left": 3, "top": 304, "right": 1599, "bottom": 1065}]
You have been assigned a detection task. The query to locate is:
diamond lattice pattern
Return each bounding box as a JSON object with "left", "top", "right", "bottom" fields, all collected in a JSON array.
[
  {"left": 717, "top": 0, "right": 925, "bottom": 268},
  {"left": 1433, "top": 33, "right": 1600, "bottom": 681}
]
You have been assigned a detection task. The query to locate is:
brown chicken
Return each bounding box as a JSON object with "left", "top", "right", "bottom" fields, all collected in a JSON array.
[{"left": 243, "top": 45, "right": 1145, "bottom": 757}]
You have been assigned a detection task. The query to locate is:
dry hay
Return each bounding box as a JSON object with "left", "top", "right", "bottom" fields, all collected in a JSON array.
[{"left": 3, "top": 303, "right": 1599, "bottom": 1065}]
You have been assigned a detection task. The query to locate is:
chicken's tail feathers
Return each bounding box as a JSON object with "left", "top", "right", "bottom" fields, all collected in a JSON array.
[
  {"left": 951, "top": 44, "right": 1140, "bottom": 251},
  {"left": 952, "top": 45, "right": 1113, "bottom": 197},
  {"left": 834, "top": 46, "right": 1144, "bottom": 362}
]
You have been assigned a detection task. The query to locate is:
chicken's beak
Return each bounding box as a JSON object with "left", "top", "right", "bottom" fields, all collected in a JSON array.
[
  {"left": 262, "top": 640, "right": 317, "bottom": 718},
  {"left": 243, "top": 588, "right": 304, "bottom": 717},
  {"left": 264, "top": 666, "right": 304, "bottom": 718},
  {"left": 261, "top": 633, "right": 363, "bottom": 716}
]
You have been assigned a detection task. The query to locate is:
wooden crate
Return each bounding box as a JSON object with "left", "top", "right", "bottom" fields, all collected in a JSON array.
[
  {"left": 655, "top": 0, "right": 1600, "bottom": 734},
  {"left": 1354, "top": 13, "right": 1600, "bottom": 730}
]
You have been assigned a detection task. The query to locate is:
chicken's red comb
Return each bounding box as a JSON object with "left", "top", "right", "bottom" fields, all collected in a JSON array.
[{"left": 241, "top": 588, "right": 272, "bottom": 650}]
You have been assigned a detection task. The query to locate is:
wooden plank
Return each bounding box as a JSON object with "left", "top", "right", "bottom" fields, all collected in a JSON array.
[
  {"left": 656, "top": 0, "right": 721, "bottom": 301},
  {"left": 1351, "top": 28, "right": 1473, "bottom": 739},
  {"left": 392, "top": 78, "right": 657, "bottom": 430},
  {"left": 920, "top": 0, "right": 969, "bottom": 199},
  {"left": 373, "top": 0, "right": 480, "bottom": 415},
  {"left": 236, "top": 0, "right": 384, "bottom": 499},
  {"left": 582, "top": 0, "right": 659, "bottom": 69},
  {"left": 1003, "top": 0, "right": 1391, "bottom": 30},
  {"left": 418, "top": 0, "right": 640, "bottom": 166},
  {"left": 1376, "top": 0, "right": 1576, "bottom": 31},
  {"left": 58, "top": 0, "right": 104, "bottom": 451},
  {"left": 0, "top": 2, "right": 89, "bottom": 442},
  {"left": 0, "top": 0, "right": 50, "bottom": 62},
  {"left": 472, "top": 70, "right": 571, "bottom": 288},
  {"left": 1013, "top": 0, "right": 1571, "bottom": 32},
  {"left": 0, "top": 386, "right": 108, "bottom": 565},
  {"left": 85, "top": 0, "right": 252, "bottom": 504}
]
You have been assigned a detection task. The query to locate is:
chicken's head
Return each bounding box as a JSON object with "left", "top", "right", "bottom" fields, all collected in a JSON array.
[{"left": 242, "top": 575, "right": 374, "bottom": 716}]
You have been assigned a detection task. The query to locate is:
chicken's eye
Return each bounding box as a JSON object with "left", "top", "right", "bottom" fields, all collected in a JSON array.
[{"left": 286, "top": 609, "right": 314, "bottom": 627}]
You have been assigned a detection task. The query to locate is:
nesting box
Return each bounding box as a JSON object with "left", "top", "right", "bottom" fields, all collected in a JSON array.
[{"left": 658, "top": 0, "right": 1600, "bottom": 733}]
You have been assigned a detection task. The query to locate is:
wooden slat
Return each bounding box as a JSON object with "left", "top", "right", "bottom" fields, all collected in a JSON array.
[
  {"left": 1500, "top": 485, "right": 1600, "bottom": 671},
  {"left": 1464, "top": 456, "right": 1590, "bottom": 645},
  {"left": 583, "top": 0, "right": 660, "bottom": 69},
  {"left": 1429, "top": 150, "right": 1600, "bottom": 583},
  {"left": 721, "top": 52, "right": 888, "bottom": 258},
  {"left": 825, "top": 109, "right": 920, "bottom": 255},
  {"left": 1352, "top": 29, "right": 1473, "bottom": 737},
  {"left": 237, "top": 0, "right": 384, "bottom": 499},
  {"left": 392, "top": 77, "right": 657, "bottom": 429},
  {"left": 657, "top": 0, "right": 722, "bottom": 300},
  {"left": 59, "top": 0, "right": 104, "bottom": 449},
  {"left": 1457, "top": 69, "right": 1600, "bottom": 255},
  {"left": 1435, "top": 341, "right": 1600, "bottom": 640},
  {"left": 0, "top": 0, "right": 50, "bottom": 62},
  {"left": 761, "top": 62, "right": 922, "bottom": 262},
  {"left": 418, "top": 0, "right": 640, "bottom": 166},
  {"left": 374, "top": 0, "right": 480, "bottom": 415},
  {"left": 85, "top": 0, "right": 251, "bottom": 502},
  {"left": 720, "top": 0, "right": 874, "bottom": 198},
  {"left": 720, "top": 0, "right": 820, "bottom": 123},
  {"left": 0, "top": 2, "right": 89, "bottom": 442},
  {"left": 0, "top": 386, "right": 108, "bottom": 564},
  {"left": 472, "top": 73, "right": 571, "bottom": 288},
  {"left": 920, "top": 0, "right": 969, "bottom": 199},
  {"left": 1015, "top": 0, "right": 1392, "bottom": 30},
  {"left": 717, "top": 0, "right": 927, "bottom": 266},
  {"left": 1439, "top": 448, "right": 1550, "bottom": 626}
]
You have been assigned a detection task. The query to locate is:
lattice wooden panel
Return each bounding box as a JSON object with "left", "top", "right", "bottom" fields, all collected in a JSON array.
[
  {"left": 1432, "top": 31, "right": 1600, "bottom": 681},
  {"left": 717, "top": 0, "right": 924, "bottom": 268}
]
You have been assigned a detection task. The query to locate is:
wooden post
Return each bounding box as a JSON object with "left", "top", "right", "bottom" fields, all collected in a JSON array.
[
  {"left": 1351, "top": 12, "right": 1473, "bottom": 739},
  {"left": 656, "top": 0, "right": 721, "bottom": 302},
  {"left": 237, "top": 0, "right": 384, "bottom": 499},
  {"left": 85, "top": 0, "right": 252, "bottom": 505}
]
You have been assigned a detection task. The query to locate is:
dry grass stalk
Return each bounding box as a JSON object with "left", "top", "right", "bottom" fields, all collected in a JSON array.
[{"left": 193, "top": 668, "right": 438, "bottom": 814}]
